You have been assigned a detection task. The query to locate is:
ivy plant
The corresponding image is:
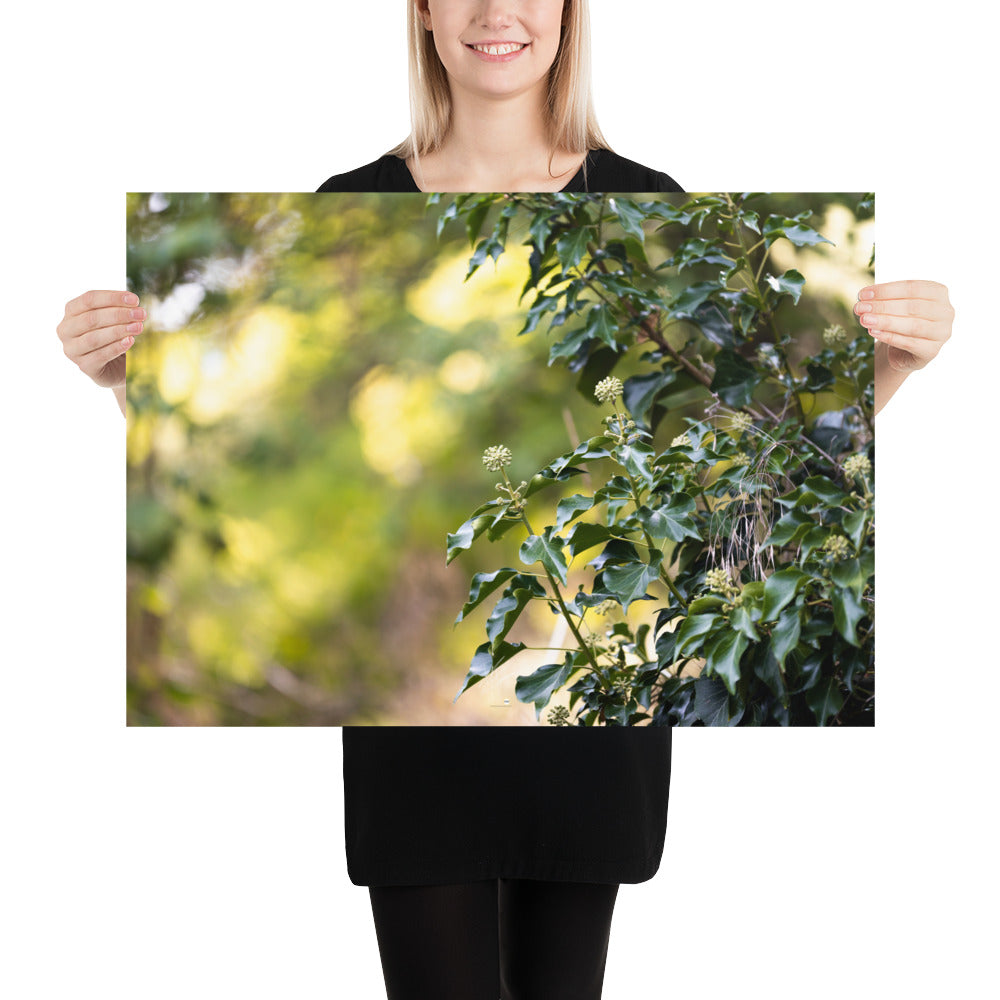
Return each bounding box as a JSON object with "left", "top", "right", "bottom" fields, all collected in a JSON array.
[{"left": 437, "top": 192, "right": 874, "bottom": 727}]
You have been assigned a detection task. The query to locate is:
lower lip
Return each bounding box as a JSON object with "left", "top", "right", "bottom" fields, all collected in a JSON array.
[{"left": 466, "top": 43, "right": 529, "bottom": 63}]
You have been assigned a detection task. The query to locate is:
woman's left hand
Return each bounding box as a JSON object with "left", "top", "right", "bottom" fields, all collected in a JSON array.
[{"left": 853, "top": 279, "right": 954, "bottom": 372}]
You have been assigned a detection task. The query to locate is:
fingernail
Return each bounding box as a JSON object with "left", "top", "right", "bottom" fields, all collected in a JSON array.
[
  {"left": 121, "top": 335, "right": 134, "bottom": 348},
  {"left": 855, "top": 302, "right": 872, "bottom": 314},
  {"left": 859, "top": 288, "right": 875, "bottom": 300},
  {"left": 123, "top": 292, "right": 139, "bottom": 306},
  {"left": 126, "top": 321, "right": 142, "bottom": 333}
]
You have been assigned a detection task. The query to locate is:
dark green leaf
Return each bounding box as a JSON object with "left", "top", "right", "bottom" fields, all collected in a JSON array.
[
  {"left": 565, "top": 520, "right": 614, "bottom": 557},
  {"left": 806, "top": 677, "right": 844, "bottom": 726},
  {"left": 730, "top": 606, "right": 759, "bottom": 641},
  {"left": 766, "top": 268, "right": 806, "bottom": 305},
  {"left": 761, "top": 568, "right": 807, "bottom": 621},
  {"left": 622, "top": 370, "right": 676, "bottom": 424},
  {"left": 554, "top": 493, "right": 595, "bottom": 532},
  {"left": 520, "top": 526, "right": 569, "bottom": 586},
  {"left": 455, "top": 567, "right": 519, "bottom": 623},
  {"left": 454, "top": 640, "right": 525, "bottom": 701},
  {"left": 704, "top": 630, "right": 748, "bottom": 695},
  {"left": 831, "top": 558, "right": 867, "bottom": 599},
  {"left": 485, "top": 576, "right": 546, "bottom": 649},
  {"left": 693, "top": 676, "right": 743, "bottom": 726},
  {"left": 770, "top": 606, "right": 801, "bottom": 670},
  {"left": 515, "top": 655, "right": 576, "bottom": 718},
  {"left": 584, "top": 303, "right": 619, "bottom": 349},
  {"left": 674, "top": 612, "right": 721, "bottom": 656},
  {"left": 711, "top": 349, "right": 757, "bottom": 408},
  {"left": 446, "top": 503, "right": 504, "bottom": 564},
  {"left": 842, "top": 509, "right": 869, "bottom": 550},
  {"left": 832, "top": 587, "right": 866, "bottom": 646},
  {"left": 556, "top": 226, "right": 592, "bottom": 269},
  {"left": 612, "top": 198, "right": 647, "bottom": 242},
  {"left": 765, "top": 509, "right": 814, "bottom": 549},
  {"left": 602, "top": 550, "right": 663, "bottom": 612}
]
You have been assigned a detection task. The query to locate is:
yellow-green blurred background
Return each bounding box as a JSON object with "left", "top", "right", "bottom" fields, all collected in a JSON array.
[{"left": 126, "top": 193, "right": 872, "bottom": 726}]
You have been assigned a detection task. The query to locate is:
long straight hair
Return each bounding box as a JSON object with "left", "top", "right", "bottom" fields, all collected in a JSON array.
[{"left": 387, "top": 0, "right": 611, "bottom": 173}]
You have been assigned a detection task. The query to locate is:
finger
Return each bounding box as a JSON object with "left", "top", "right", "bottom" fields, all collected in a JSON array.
[
  {"left": 857, "top": 313, "right": 946, "bottom": 341},
  {"left": 59, "top": 304, "right": 146, "bottom": 344},
  {"left": 854, "top": 297, "right": 953, "bottom": 322},
  {"left": 858, "top": 279, "right": 949, "bottom": 301},
  {"left": 64, "top": 322, "right": 142, "bottom": 364},
  {"left": 867, "top": 327, "right": 938, "bottom": 360},
  {"left": 64, "top": 289, "right": 140, "bottom": 318},
  {"left": 76, "top": 334, "right": 135, "bottom": 379}
]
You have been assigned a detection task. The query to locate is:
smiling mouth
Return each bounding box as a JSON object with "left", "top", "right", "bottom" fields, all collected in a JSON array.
[{"left": 467, "top": 42, "right": 529, "bottom": 56}]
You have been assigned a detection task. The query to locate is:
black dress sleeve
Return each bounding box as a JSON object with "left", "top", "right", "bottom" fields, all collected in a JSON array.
[{"left": 316, "top": 155, "right": 420, "bottom": 193}]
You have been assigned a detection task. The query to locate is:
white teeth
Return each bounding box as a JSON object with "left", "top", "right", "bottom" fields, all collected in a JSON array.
[{"left": 471, "top": 42, "right": 526, "bottom": 55}]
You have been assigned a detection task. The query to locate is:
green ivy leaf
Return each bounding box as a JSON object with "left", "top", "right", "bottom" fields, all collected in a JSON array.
[
  {"left": 674, "top": 612, "right": 721, "bottom": 656},
  {"left": 668, "top": 281, "right": 718, "bottom": 317},
  {"left": 565, "top": 520, "right": 615, "bottom": 557},
  {"left": 762, "top": 215, "right": 833, "bottom": 248},
  {"left": 766, "top": 268, "right": 806, "bottom": 305},
  {"left": 842, "top": 509, "right": 869, "bottom": 550},
  {"left": 554, "top": 493, "right": 595, "bottom": 532},
  {"left": 710, "top": 349, "right": 757, "bottom": 408},
  {"left": 612, "top": 198, "right": 647, "bottom": 242},
  {"left": 520, "top": 526, "right": 569, "bottom": 586},
  {"left": 455, "top": 567, "right": 519, "bottom": 624},
  {"left": 770, "top": 605, "right": 802, "bottom": 671},
  {"left": 616, "top": 440, "right": 656, "bottom": 488},
  {"left": 803, "top": 475, "right": 848, "bottom": 506},
  {"left": 622, "top": 370, "right": 676, "bottom": 424},
  {"left": 485, "top": 576, "right": 547, "bottom": 649},
  {"left": 765, "top": 509, "right": 814, "bottom": 549},
  {"left": 704, "top": 630, "right": 748, "bottom": 695},
  {"left": 831, "top": 558, "right": 867, "bottom": 600},
  {"left": 806, "top": 676, "right": 844, "bottom": 726},
  {"left": 556, "top": 226, "right": 592, "bottom": 269},
  {"left": 446, "top": 502, "right": 505, "bottom": 564},
  {"left": 453, "top": 640, "right": 526, "bottom": 701},
  {"left": 602, "top": 549, "right": 664, "bottom": 612},
  {"left": 515, "top": 654, "right": 576, "bottom": 718},
  {"left": 730, "top": 606, "right": 759, "bottom": 641},
  {"left": 584, "top": 303, "right": 619, "bottom": 350},
  {"left": 761, "top": 568, "right": 808, "bottom": 621},
  {"left": 832, "top": 587, "right": 866, "bottom": 646},
  {"left": 693, "top": 676, "right": 743, "bottom": 726},
  {"left": 640, "top": 493, "right": 700, "bottom": 542}
]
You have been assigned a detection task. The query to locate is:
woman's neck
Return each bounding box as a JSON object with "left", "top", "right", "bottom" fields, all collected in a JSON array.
[{"left": 407, "top": 87, "right": 587, "bottom": 192}]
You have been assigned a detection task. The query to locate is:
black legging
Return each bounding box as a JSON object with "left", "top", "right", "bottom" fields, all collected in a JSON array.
[{"left": 368, "top": 878, "right": 620, "bottom": 1000}]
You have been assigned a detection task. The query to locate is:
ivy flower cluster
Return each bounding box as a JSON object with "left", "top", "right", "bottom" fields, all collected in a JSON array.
[
  {"left": 843, "top": 453, "right": 872, "bottom": 480},
  {"left": 823, "top": 534, "right": 851, "bottom": 560},
  {"left": 823, "top": 323, "right": 848, "bottom": 348},
  {"left": 482, "top": 445, "right": 527, "bottom": 516},
  {"left": 482, "top": 444, "right": 513, "bottom": 472},
  {"left": 730, "top": 411, "right": 754, "bottom": 435},
  {"left": 594, "top": 376, "right": 624, "bottom": 403},
  {"left": 546, "top": 704, "right": 571, "bottom": 726}
]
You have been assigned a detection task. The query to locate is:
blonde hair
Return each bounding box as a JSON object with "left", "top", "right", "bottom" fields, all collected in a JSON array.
[{"left": 388, "top": 0, "right": 610, "bottom": 169}]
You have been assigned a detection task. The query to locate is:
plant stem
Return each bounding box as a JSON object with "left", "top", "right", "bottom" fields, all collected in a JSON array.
[
  {"left": 518, "top": 511, "right": 612, "bottom": 687},
  {"left": 620, "top": 466, "right": 688, "bottom": 608}
]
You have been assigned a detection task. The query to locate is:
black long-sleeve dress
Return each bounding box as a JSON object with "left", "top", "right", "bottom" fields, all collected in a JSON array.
[{"left": 318, "top": 149, "right": 682, "bottom": 887}]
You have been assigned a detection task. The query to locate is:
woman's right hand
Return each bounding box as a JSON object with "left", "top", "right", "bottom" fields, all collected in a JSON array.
[{"left": 57, "top": 290, "right": 145, "bottom": 389}]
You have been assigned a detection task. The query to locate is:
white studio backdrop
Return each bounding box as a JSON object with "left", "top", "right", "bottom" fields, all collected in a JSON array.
[{"left": 2, "top": 1, "right": 995, "bottom": 998}]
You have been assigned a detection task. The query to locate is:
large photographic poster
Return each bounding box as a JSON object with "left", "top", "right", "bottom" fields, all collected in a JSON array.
[{"left": 126, "top": 192, "right": 874, "bottom": 727}]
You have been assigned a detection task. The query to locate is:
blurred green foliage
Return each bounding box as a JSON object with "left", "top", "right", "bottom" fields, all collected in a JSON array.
[{"left": 126, "top": 192, "right": 872, "bottom": 726}]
